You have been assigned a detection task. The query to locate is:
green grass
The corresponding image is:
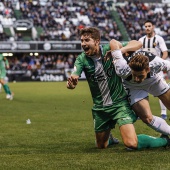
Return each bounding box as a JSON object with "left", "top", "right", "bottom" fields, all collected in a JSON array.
[{"left": 0, "top": 81, "right": 170, "bottom": 170}]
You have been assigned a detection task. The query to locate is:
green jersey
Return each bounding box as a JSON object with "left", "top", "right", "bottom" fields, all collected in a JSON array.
[
  {"left": 72, "top": 44, "right": 128, "bottom": 108},
  {"left": 0, "top": 54, "right": 9, "bottom": 78}
]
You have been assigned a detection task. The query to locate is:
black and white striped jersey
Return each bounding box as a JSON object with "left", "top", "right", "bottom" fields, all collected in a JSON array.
[
  {"left": 112, "top": 50, "right": 170, "bottom": 81},
  {"left": 139, "top": 35, "right": 168, "bottom": 57}
]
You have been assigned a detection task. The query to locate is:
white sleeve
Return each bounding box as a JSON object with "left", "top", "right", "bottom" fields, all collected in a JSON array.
[
  {"left": 158, "top": 37, "right": 168, "bottom": 52},
  {"left": 150, "top": 56, "right": 170, "bottom": 73},
  {"left": 138, "top": 37, "right": 142, "bottom": 42},
  {"left": 111, "top": 50, "right": 131, "bottom": 79}
]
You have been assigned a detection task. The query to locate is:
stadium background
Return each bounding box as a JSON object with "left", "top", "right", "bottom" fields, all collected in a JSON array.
[{"left": 0, "top": 0, "right": 170, "bottom": 82}]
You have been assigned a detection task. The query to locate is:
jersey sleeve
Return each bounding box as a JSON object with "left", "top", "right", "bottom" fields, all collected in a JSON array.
[
  {"left": 111, "top": 50, "right": 131, "bottom": 79},
  {"left": 0, "top": 55, "right": 3, "bottom": 62},
  {"left": 71, "top": 55, "right": 84, "bottom": 76},
  {"left": 158, "top": 37, "right": 168, "bottom": 52},
  {"left": 150, "top": 56, "right": 170, "bottom": 73},
  {"left": 4, "top": 57, "right": 9, "bottom": 67}
]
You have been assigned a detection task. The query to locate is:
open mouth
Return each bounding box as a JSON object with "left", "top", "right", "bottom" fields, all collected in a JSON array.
[
  {"left": 83, "top": 47, "right": 90, "bottom": 53},
  {"left": 83, "top": 46, "right": 89, "bottom": 51}
]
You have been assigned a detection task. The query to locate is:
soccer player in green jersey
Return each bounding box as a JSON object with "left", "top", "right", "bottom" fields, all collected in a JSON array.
[
  {"left": 67, "top": 27, "right": 170, "bottom": 150},
  {"left": 0, "top": 54, "right": 13, "bottom": 100}
]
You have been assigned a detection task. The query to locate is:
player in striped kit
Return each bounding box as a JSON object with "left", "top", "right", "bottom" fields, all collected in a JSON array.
[
  {"left": 110, "top": 39, "right": 170, "bottom": 138},
  {"left": 67, "top": 27, "right": 170, "bottom": 150},
  {"left": 139, "top": 20, "right": 168, "bottom": 119}
]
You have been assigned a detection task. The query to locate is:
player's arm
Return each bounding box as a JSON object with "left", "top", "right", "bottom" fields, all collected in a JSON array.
[
  {"left": 162, "top": 51, "right": 168, "bottom": 60},
  {"left": 66, "top": 55, "right": 83, "bottom": 90},
  {"left": 110, "top": 39, "right": 131, "bottom": 78},
  {"left": 120, "top": 40, "right": 142, "bottom": 54},
  {"left": 159, "top": 37, "right": 168, "bottom": 60},
  {"left": 150, "top": 56, "right": 170, "bottom": 73},
  {"left": 104, "top": 39, "right": 122, "bottom": 61},
  {"left": 4, "top": 57, "right": 9, "bottom": 69},
  {"left": 67, "top": 75, "right": 79, "bottom": 89}
]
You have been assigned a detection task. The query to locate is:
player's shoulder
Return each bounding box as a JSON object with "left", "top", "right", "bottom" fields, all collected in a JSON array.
[
  {"left": 138, "top": 35, "right": 146, "bottom": 41},
  {"left": 101, "top": 44, "right": 110, "bottom": 52},
  {"left": 155, "top": 34, "right": 164, "bottom": 40},
  {"left": 155, "top": 34, "right": 162, "bottom": 38},
  {"left": 77, "top": 52, "right": 93, "bottom": 64},
  {"left": 77, "top": 52, "right": 86, "bottom": 59},
  {"left": 132, "top": 51, "right": 156, "bottom": 62}
]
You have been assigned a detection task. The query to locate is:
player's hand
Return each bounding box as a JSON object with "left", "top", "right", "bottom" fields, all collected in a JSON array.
[
  {"left": 67, "top": 76, "right": 78, "bottom": 89},
  {"left": 104, "top": 50, "right": 111, "bottom": 61}
]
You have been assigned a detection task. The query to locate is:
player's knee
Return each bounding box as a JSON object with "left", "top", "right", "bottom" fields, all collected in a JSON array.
[
  {"left": 124, "top": 139, "right": 138, "bottom": 149},
  {"left": 140, "top": 115, "right": 153, "bottom": 124},
  {"left": 96, "top": 141, "right": 108, "bottom": 149}
]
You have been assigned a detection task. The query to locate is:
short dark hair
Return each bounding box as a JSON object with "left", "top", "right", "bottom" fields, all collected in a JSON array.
[
  {"left": 80, "top": 27, "right": 101, "bottom": 41},
  {"left": 129, "top": 54, "right": 149, "bottom": 71},
  {"left": 144, "top": 20, "right": 154, "bottom": 25}
]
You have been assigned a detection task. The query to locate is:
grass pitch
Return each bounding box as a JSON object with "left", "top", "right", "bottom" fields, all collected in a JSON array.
[{"left": 0, "top": 81, "right": 170, "bottom": 170}]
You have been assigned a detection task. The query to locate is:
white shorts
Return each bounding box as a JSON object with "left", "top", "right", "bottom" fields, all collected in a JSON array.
[{"left": 123, "top": 74, "right": 170, "bottom": 106}]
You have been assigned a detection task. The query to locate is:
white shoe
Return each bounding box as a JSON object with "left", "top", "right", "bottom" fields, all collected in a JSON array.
[
  {"left": 6, "top": 93, "right": 14, "bottom": 100},
  {"left": 6, "top": 94, "right": 10, "bottom": 99},
  {"left": 9, "top": 94, "right": 13, "bottom": 100}
]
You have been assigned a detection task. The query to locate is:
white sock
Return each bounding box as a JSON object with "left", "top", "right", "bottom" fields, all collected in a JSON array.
[
  {"left": 159, "top": 100, "right": 167, "bottom": 115},
  {"left": 148, "top": 116, "right": 170, "bottom": 135}
]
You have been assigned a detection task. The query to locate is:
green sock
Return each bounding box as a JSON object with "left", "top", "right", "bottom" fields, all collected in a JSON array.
[
  {"left": 137, "top": 134, "right": 168, "bottom": 150},
  {"left": 3, "top": 84, "right": 11, "bottom": 95},
  {"left": 108, "top": 138, "right": 113, "bottom": 146}
]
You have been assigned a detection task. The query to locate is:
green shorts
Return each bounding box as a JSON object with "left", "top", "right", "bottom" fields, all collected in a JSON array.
[
  {"left": 92, "top": 101, "right": 137, "bottom": 132},
  {"left": 0, "top": 68, "right": 6, "bottom": 79}
]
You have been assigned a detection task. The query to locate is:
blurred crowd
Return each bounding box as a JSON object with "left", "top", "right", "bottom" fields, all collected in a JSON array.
[
  {"left": 0, "top": 0, "right": 122, "bottom": 41},
  {"left": 8, "top": 53, "right": 76, "bottom": 72},
  {"left": 0, "top": 0, "right": 169, "bottom": 41},
  {"left": 116, "top": 1, "right": 170, "bottom": 40},
  {"left": 0, "top": 0, "right": 170, "bottom": 76}
]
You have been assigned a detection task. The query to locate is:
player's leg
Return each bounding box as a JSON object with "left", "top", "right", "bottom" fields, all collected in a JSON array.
[
  {"left": 159, "top": 99, "right": 167, "bottom": 119},
  {"left": 158, "top": 89, "right": 170, "bottom": 110},
  {"left": 132, "top": 98, "right": 170, "bottom": 135},
  {"left": 0, "top": 72, "right": 13, "bottom": 100},
  {"left": 125, "top": 86, "right": 170, "bottom": 135},
  {"left": 152, "top": 76, "right": 170, "bottom": 117},
  {"left": 158, "top": 74, "right": 168, "bottom": 119},
  {"left": 0, "top": 79, "right": 13, "bottom": 99},
  {"left": 116, "top": 100, "right": 169, "bottom": 150},
  {"left": 95, "top": 129, "right": 111, "bottom": 149},
  {"left": 120, "top": 123, "right": 169, "bottom": 150},
  {"left": 119, "top": 124, "right": 138, "bottom": 148},
  {"left": 92, "top": 109, "right": 119, "bottom": 149},
  {"left": 132, "top": 97, "right": 152, "bottom": 123}
]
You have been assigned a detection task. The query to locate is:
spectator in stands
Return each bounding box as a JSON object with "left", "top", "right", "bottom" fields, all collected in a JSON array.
[{"left": 116, "top": 1, "right": 170, "bottom": 40}]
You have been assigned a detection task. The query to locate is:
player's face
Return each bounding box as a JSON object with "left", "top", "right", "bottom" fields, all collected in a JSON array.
[
  {"left": 131, "top": 68, "right": 150, "bottom": 83},
  {"left": 81, "top": 34, "right": 100, "bottom": 56},
  {"left": 144, "top": 22, "right": 154, "bottom": 36}
]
